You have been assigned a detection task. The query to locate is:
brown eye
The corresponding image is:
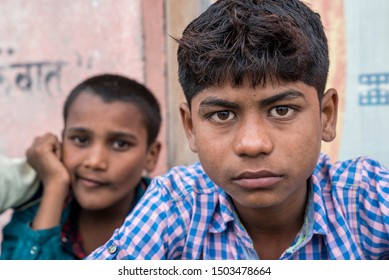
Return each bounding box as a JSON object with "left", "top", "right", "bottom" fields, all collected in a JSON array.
[
  {"left": 269, "top": 106, "right": 295, "bottom": 119},
  {"left": 216, "top": 111, "right": 230, "bottom": 120},
  {"left": 70, "top": 135, "right": 89, "bottom": 146},
  {"left": 275, "top": 106, "right": 289, "bottom": 116},
  {"left": 112, "top": 140, "right": 131, "bottom": 151},
  {"left": 209, "top": 110, "right": 235, "bottom": 124}
]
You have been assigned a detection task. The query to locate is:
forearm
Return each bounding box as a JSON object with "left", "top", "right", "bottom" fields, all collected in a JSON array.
[
  {"left": 32, "top": 183, "right": 68, "bottom": 230},
  {"left": 25, "top": 132, "right": 70, "bottom": 227}
]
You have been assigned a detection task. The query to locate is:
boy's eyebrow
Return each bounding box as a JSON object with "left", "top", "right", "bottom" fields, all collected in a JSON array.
[
  {"left": 108, "top": 131, "right": 139, "bottom": 141},
  {"left": 199, "top": 97, "right": 240, "bottom": 109},
  {"left": 198, "top": 90, "right": 306, "bottom": 109},
  {"left": 260, "top": 90, "right": 306, "bottom": 107},
  {"left": 65, "top": 127, "right": 90, "bottom": 133},
  {"left": 65, "top": 127, "right": 138, "bottom": 140}
]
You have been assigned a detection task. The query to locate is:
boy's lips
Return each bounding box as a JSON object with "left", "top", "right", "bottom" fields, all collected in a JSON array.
[
  {"left": 77, "top": 175, "right": 108, "bottom": 188},
  {"left": 232, "top": 170, "right": 283, "bottom": 189}
]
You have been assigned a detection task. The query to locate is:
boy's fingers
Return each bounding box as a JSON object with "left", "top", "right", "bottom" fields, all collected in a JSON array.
[
  {"left": 26, "top": 133, "right": 61, "bottom": 161},
  {"left": 54, "top": 142, "right": 61, "bottom": 159}
]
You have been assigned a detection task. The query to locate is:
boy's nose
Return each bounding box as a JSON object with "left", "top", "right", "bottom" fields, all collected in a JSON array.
[
  {"left": 232, "top": 118, "right": 274, "bottom": 157},
  {"left": 83, "top": 145, "right": 108, "bottom": 170}
]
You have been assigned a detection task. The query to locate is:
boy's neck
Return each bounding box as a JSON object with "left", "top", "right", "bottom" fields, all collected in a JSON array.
[
  {"left": 76, "top": 190, "right": 136, "bottom": 255},
  {"left": 232, "top": 185, "right": 308, "bottom": 259}
]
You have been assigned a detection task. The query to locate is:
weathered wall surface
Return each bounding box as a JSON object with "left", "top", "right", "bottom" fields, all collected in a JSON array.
[{"left": 0, "top": 0, "right": 167, "bottom": 175}]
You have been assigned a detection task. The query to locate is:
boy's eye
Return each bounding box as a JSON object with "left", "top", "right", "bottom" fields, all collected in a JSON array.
[
  {"left": 71, "top": 136, "right": 89, "bottom": 146},
  {"left": 112, "top": 140, "right": 131, "bottom": 150},
  {"left": 209, "top": 110, "right": 235, "bottom": 123},
  {"left": 268, "top": 106, "right": 296, "bottom": 119}
]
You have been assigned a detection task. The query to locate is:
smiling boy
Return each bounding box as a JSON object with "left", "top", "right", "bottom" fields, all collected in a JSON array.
[
  {"left": 88, "top": 0, "right": 389, "bottom": 260},
  {"left": 1, "top": 74, "right": 161, "bottom": 259}
]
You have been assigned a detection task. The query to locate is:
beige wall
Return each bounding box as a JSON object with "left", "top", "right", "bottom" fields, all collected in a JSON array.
[{"left": 166, "top": 0, "right": 204, "bottom": 167}]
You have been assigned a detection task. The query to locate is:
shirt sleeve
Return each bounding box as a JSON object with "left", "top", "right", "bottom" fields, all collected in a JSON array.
[
  {"left": 0, "top": 203, "right": 65, "bottom": 260},
  {"left": 357, "top": 158, "right": 389, "bottom": 259},
  {"left": 0, "top": 155, "right": 40, "bottom": 213},
  {"left": 86, "top": 177, "right": 189, "bottom": 260}
]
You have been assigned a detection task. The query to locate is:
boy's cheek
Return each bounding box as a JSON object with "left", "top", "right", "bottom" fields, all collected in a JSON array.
[{"left": 61, "top": 144, "right": 77, "bottom": 168}]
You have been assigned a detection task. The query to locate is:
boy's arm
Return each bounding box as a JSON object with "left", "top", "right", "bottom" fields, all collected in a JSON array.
[
  {"left": 0, "top": 202, "right": 66, "bottom": 260},
  {"left": 0, "top": 155, "right": 40, "bottom": 213},
  {"left": 26, "top": 133, "right": 70, "bottom": 230},
  {"left": 1, "top": 133, "right": 71, "bottom": 260}
]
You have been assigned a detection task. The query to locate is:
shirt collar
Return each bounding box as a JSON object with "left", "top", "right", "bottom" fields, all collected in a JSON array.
[
  {"left": 207, "top": 180, "right": 329, "bottom": 249},
  {"left": 310, "top": 155, "right": 332, "bottom": 236},
  {"left": 207, "top": 187, "right": 235, "bottom": 233},
  {"left": 61, "top": 177, "right": 149, "bottom": 259},
  {"left": 207, "top": 186, "right": 256, "bottom": 248}
]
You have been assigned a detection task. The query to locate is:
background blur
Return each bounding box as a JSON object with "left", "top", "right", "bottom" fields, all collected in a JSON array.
[
  {"left": 1, "top": 0, "right": 388, "bottom": 176},
  {"left": 0, "top": 0, "right": 388, "bottom": 251}
]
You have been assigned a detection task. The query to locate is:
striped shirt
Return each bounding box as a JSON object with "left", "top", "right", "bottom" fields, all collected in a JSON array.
[{"left": 87, "top": 154, "right": 389, "bottom": 260}]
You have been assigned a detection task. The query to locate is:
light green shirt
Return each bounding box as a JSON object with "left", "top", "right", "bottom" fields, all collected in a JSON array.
[{"left": 0, "top": 155, "right": 39, "bottom": 213}]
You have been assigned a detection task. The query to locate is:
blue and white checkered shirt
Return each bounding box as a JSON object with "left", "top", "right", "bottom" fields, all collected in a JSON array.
[{"left": 87, "top": 154, "right": 389, "bottom": 260}]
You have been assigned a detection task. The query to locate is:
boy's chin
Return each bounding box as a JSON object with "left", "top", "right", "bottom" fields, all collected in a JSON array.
[
  {"left": 73, "top": 194, "right": 107, "bottom": 211},
  {"left": 229, "top": 190, "right": 290, "bottom": 210}
]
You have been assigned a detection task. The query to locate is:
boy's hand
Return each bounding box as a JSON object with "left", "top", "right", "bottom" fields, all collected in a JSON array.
[
  {"left": 27, "top": 133, "right": 70, "bottom": 230},
  {"left": 26, "top": 133, "right": 69, "bottom": 197}
]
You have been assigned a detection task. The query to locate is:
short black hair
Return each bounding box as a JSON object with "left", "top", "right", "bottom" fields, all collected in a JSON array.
[
  {"left": 63, "top": 74, "right": 161, "bottom": 147},
  {"left": 177, "top": 0, "right": 329, "bottom": 105}
]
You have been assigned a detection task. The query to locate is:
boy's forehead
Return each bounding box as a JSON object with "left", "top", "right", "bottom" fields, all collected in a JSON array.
[
  {"left": 69, "top": 91, "right": 132, "bottom": 110},
  {"left": 66, "top": 92, "right": 144, "bottom": 123}
]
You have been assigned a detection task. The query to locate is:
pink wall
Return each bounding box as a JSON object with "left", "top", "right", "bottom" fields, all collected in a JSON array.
[
  {"left": 142, "top": 0, "right": 167, "bottom": 176},
  {"left": 0, "top": 0, "right": 167, "bottom": 176}
]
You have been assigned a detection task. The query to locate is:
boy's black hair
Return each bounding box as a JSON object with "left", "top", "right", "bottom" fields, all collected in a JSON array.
[
  {"left": 63, "top": 74, "right": 161, "bottom": 147},
  {"left": 177, "top": 0, "right": 329, "bottom": 105}
]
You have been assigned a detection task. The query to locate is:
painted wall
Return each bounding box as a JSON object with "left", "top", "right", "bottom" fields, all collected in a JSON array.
[
  {"left": 0, "top": 0, "right": 167, "bottom": 176},
  {"left": 340, "top": 0, "right": 389, "bottom": 166}
]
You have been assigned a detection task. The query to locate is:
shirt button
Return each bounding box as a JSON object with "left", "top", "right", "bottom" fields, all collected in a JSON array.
[
  {"left": 108, "top": 244, "right": 117, "bottom": 254},
  {"left": 30, "top": 246, "right": 38, "bottom": 255}
]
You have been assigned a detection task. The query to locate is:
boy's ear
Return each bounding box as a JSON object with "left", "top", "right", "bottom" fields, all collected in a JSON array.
[
  {"left": 321, "top": 88, "right": 338, "bottom": 142},
  {"left": 144, "top": 141, "right": 161, "bottom": 173},
  {"left": 179, "top": 102, "right": 198, "bottom": 153}
]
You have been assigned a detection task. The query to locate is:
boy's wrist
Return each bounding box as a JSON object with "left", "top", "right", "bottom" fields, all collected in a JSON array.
[
  {"left": 42, "top": 181, "right": 69, "bottom": 201},
  {"left": 32, "top": 187, "right": 67, "bottom": 230}
]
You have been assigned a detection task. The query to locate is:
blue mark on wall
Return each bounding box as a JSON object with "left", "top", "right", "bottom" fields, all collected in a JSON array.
[{"left": 359, "top": 73, "right": 389, "bottom": 106}]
